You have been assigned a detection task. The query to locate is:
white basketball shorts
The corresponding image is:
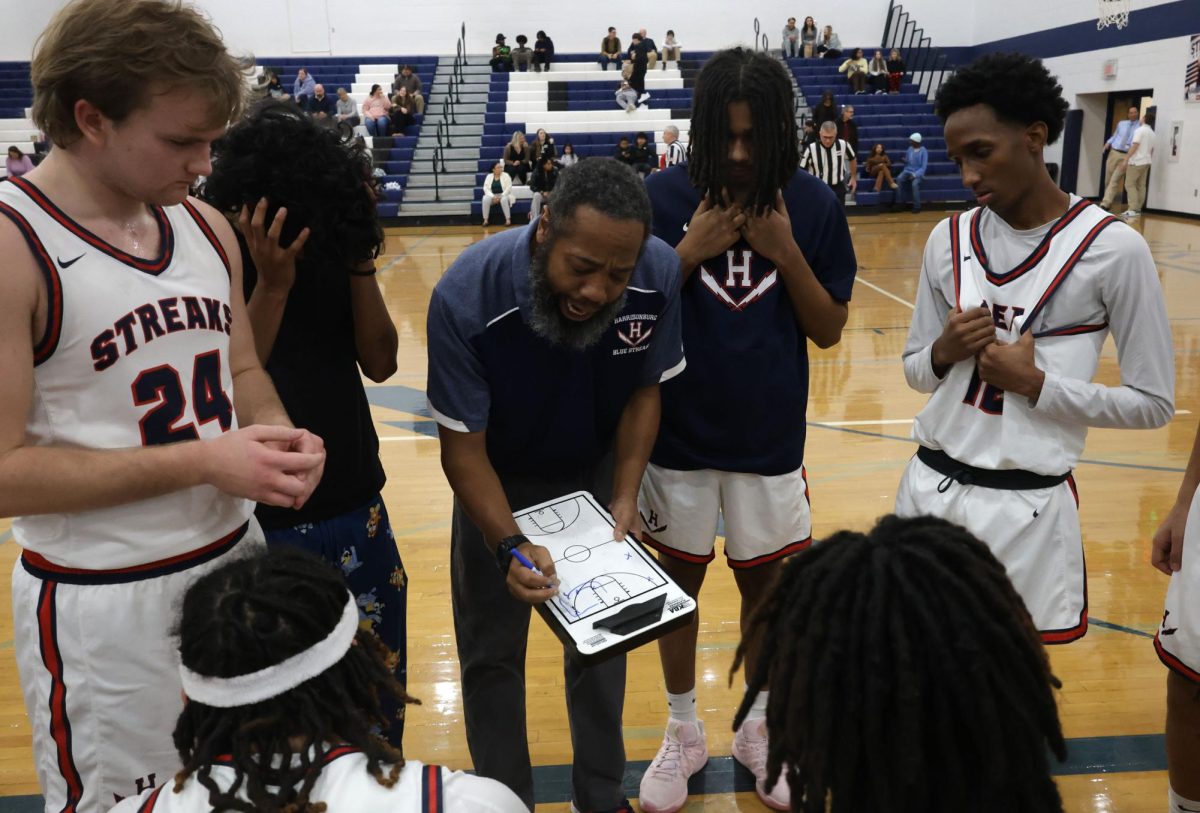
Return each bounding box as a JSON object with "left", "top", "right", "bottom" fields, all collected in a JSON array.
[
  {"left": 638, "top": 463, "right": 812, "bottom": 568},
  {"left": 12, "top": 519, "right": 265, "bottom": 813},
  {"left": 895, "top": 454, "right": 1086, "bottom": 643},
  {"left": 1156, "top": 487, "right": 1200, "bottom": 683}
]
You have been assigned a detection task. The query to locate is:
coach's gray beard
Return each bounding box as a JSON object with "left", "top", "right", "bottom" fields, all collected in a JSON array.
[{"left": 528, "top": 241, "right": 627, "bottom": 351}]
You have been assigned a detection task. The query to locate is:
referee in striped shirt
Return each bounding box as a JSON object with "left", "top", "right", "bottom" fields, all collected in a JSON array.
[
  {"left": 661, "top": 124, "right": 686, "bottom": 168},
  {"left": 801, "top": 121, "right": 857, "bottom": 205}
]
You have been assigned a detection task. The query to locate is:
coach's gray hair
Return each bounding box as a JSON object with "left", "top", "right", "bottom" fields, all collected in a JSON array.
[
  {"left": 819, "top": 121, "right": 837, "bottom": 134},
  {"left": 545, "top": 157, "right": 651, "bottom": 237},
  {"left": 664, "top": 124, "right": 679, "bottom": 138}
]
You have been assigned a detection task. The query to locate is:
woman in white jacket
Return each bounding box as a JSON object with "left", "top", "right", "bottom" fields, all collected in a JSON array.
[{"left": 481, "top": 162, "right": 514, "bottom": 226}]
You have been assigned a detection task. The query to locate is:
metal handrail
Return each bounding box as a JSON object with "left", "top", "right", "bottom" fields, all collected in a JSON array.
[{"left": 882, "top": 0, "right": 955, "bottom": 100}]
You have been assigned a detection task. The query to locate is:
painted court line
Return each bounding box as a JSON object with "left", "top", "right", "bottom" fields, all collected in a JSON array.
[{"left": 856, "top": 277, "right": 916, "bottom": 309}]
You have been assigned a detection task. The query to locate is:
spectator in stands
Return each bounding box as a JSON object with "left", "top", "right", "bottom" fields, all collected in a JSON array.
[
  {"left": 335, "top": 87, "right": 359, "bottom": 127},
  {"left": 628, "top": 32, "right": 651, "bottom": 104},
  {"left": 838, "top": 105, "right": 859, "bottom": 155},
  {"left": 839, "top": 48, "right": 869, "bottom": 94},
  {"left": 362, "top": 84, "right": 392, "bottom": 137},
  {"left": 812, "top": 90, "right": 840, "bottom": 129},
  {"left": 503, "top": 131, "right": 531, "bottom": 184},
  {"left": 895, "top": 131, "right": 928, "bottom": 213},
  {"left": 616, "top": 79, "right": 638, "bottom": 112},
  {"left": 817, "top": 25, "right": 842, "bottom": 59},
  {"left": 529, "top": 128, "right": 556, "bottom": 164},
  {"left": 601, "top": 27, "right": 622, "bottom": 71},
  {"left": 782, "top": 17, "right": 800, "bottom": 58},
  {"left": 481, "top": 162, "right": 514, "bottom": 226},
  {"left": 801, "top": 16, "right": 818, "bottom": 57},
  {"left": 801, "top": 119, "right": 817, "bottom": 150},
  {"left": 627, "top": 131, "right": 654, "bottom": 176},
  {"left": 392, "top": 65, "right": 424, "bottom": 114},
  {"left": 865, "top": 143, "right": 898, "bottom": 191},
  {"left": 491, "top": 34, "right": 513, "bottom": 72},
  {"left": 558, "top": 142, "right": 579, "bottom": 168},
  {"left": 307, "top": 83, "right": 336, "bottom": 125},
  {"left": 640, "top": 29, "right": 659, "bottom": 70},
  {"left": 614, "top": 135, "right": 634, "bottom": 165},
  {"left": 661, "top": 125, "right": 685, "bottom": 168},
  {"left": 512, "top": 35, "right": 534, "bottom": 72},
  {"left": 389, "top": 86, "right": 414, "bottom": 134},
  {"left": 6, "top": 146, "right": 34, "bottom": 178},
  {"left": 732, "top": 516, "right": 1068, "bottom": 813},
  {"left": 529, "top": 155, "right": 559, "bottom": 220},
  {"left": 1120, "top": 109, "right": 1155, "bottom": 218},
  {"left": 266, "top": 70, "right": 290, "bottom": 101},
  {"left": 293, "top": 67, "right": 315, "bottom": 105},
  {"left": 867, "top": 49, "right": 889, "bottom": 94},
  {"left": 887, "top": 48, "right": 906, "bottom": 93},
  {"left": 802, "top": 121, "right": 857, "bottom": 206},
  {"left": 533, "top": 31, "right": 555, "bottom": 72},
  {"left": 661, "top": 30, "right": 681, "bottom": 68}
]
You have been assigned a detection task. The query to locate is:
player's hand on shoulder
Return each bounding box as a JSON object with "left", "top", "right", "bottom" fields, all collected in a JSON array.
[
  {"left": 201, "top": 424, "right": 326, "bottom": 507},
  {"left": 931, "top": 305, "right": 994, "bottom": 368},
  {"left": 239, "top": 198, "right": 311, "bottom": 295},
  {"left": 678, "top": 194, "right": 745, "bottom": 266},
  {"left": 740, "top": 191, "right": 802, "bottom": 267},
  {"left": 1151, "top": 497, "right": 1191, "bottom": 575},
  {"left": 507, "top": 542, "right": 559, "bottom": 604}
]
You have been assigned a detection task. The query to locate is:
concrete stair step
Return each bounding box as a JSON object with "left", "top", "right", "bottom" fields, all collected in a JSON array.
[
  {"left": 402, "top": 186, "right": 476, "bottom": 201},
  {"left": 397, "top": 201, "right": 473, "bottom": 216},
  {"left": 406, "top": 173, "right": 476, "bottom": 188}
]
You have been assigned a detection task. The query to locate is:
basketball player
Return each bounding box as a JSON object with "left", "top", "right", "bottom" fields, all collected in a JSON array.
[
  {"left": 1152, "top": 425, "right": 1200, "bottom": 812},
  {"left": 895, "top": 52, "right": 1174, "bottom": 645},
  {"left": 637, "top": 48, "right": 857, "bottom": 813},
  {"left": 110, "top": 547, "right": 526, "bottom": 813},
  {"left": 0, "top": 1, "right": 325, "bottom": 810}
]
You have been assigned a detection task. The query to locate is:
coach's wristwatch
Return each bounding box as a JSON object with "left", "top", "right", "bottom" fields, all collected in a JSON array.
[{"left": 495, "top": 534, "right": 530, "bottom": 574}]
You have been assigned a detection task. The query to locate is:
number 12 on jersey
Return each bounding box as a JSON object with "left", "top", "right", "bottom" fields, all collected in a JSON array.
[
  {"left": 132, "top": 350, "right": 233, "bottom": 446},
  {"left": 962, "top": 364, "right": 1004, "bottom": 415}
]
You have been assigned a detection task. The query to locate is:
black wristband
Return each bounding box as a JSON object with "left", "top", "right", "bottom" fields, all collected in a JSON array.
[
  {"left": 348, "top": 265, "right": 377, "bottom": 277},
  {"left": 495, "top": 534, "right": 529, "bottom": 574}
]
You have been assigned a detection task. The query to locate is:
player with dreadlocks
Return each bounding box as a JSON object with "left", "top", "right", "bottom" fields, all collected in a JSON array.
[
  {"left": 110, "top": 547, "right": 525, "bottom": 812},
  {"left": 732, "top": 514, "right": 1067, "bottom": 813},
  {"left": 637, "top": 47, "right": 857, "bottom": 812}
]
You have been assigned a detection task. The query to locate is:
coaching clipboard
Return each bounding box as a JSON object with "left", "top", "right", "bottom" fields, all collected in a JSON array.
[{"left": 513, "top": 491, "right": 697, "bottom": 666}]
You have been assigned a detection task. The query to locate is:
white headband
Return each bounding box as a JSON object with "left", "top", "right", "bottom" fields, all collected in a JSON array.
[{"left": 179, "top": 591, "right": 359, "bottom": 708}]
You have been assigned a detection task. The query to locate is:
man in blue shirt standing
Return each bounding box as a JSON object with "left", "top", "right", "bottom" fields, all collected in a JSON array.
[
  {"left": 427, "top": 159, "right": 684, "bottom": 813},
  {"left": 895, "top": 131, "right": 929, "bottom": 213},
  {"left": 1100, "top": 105, "right": 1140, "bottom": 211}
]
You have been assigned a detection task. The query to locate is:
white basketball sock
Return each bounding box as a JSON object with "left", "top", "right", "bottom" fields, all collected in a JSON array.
[
  {"left": 744, "top": 687, "right": 769, "bottom": 721},
  {"left": 1170, "top": 787, "right": 1200, "bottom": 811},
  {"left": 666, "top": 688, "right": 698, "bottom": 723}
]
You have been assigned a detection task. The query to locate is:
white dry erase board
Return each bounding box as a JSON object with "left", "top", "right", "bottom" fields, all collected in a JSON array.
[{"left": 513, "top": 491, "right": 697, "bottom": 665}]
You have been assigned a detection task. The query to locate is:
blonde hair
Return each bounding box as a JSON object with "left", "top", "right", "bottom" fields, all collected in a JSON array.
[
  {"left": 31, "top": 0, "right": 254, "bottom": 148},
  {"left": 508, "top": 130, "right": 526, "bottom": 149}
]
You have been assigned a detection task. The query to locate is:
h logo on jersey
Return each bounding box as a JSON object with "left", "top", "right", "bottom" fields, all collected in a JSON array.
[
  {"left": 699, "top": 249, "right": 778, "bottom": 311},
  {"left": 618, "top": 320, "right": 653, "bottom": 347},
  {"left": 112, "top": 773, "right": 157, "bottom": 804}
]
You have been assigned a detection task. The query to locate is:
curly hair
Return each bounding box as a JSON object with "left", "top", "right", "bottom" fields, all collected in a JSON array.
[
  {"left": 544, "top": 157, "right": 651, "bottom": 239},
  {"left": 172, "top": 547, "right": 418, "bottom": 812},
  {"left": 687, "top": 47, "right": 800, "bottom": 210},
  {"left": 732, "top": 514, "right": 1066, "bottom": 813},
  {"left": 202, "top": 101, "right": 383, "bottom": 272},
  {"left": 935, "top": 52, "right": 1070, "bottom": 144}
]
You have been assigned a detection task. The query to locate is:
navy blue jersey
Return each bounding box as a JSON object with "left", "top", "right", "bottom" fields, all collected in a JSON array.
[
  {"left": 646, "top": 166, "right": 857, "bottom": 474},
  {"left": 427, "top": 221, "right": 685, "bottom": 478}
]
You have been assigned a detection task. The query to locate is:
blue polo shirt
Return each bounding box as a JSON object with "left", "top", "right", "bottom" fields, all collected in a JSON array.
[
  {"left": 427, "top": 221, "right": 685, "bottom": 477},
  {"left": 645, "top": 166, "right": 857, "bottom": 475}
]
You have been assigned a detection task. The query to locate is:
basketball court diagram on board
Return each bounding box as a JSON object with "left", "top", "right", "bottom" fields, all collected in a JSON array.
[{"left": 515, "top": 492, "right": 668, "bottom": 624}]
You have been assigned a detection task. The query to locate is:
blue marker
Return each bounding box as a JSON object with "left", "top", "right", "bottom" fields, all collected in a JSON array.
[{"left": 512, "top": 548, "right": 557, "bottom": 588}]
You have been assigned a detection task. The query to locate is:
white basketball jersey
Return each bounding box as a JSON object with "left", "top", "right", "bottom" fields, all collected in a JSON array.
[
  {"left": 109, "top": 751, "right": 528, "bottom": 812},
  {"left": 0, "top": 177, "right": 252, "bottom": 570},
  {"left": 911, "top": 197, "right": 1119, "bottom": 475}
]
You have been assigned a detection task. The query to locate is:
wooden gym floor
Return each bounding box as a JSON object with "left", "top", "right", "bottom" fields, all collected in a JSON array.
[{"left": 0, "top": 209, "right": 1197, "bottom": 812}]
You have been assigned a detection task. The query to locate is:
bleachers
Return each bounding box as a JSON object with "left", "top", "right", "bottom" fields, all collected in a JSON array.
[
  {"left": 0, "top": 62, "right": 37, "bottom": 156},
  {"left": 787, "top": 55, "right": 972, "bottom": 208}
]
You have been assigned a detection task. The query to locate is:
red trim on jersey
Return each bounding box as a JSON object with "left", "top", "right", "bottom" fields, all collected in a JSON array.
[
  {"left": 971, "top": 198, "right": 1092, "bottom": 286},
  {"left": 212, "top": 745, "right": 362, "bottom": 767},
  {"left": 950, "top": 214, "right": 963, "bottom": 307},
  {"left": 641, "top": 533, "right": 716, "bottom": 565},
  {"left": 1155, "top": 633, "right": 1200, "bottom": 683},
  {"left": 727, "top": 537, "right": 812, "bottom": 569},
  {"left": 8, "top": 176, "right": 174, "bottom": 275},
  {"left": 0, "top": 198, "right": 64, "bottom": 365},
  {"left": 137, "top": 785, "right": 165, "bottom": 812},
  {"left": 1021, "top": 215, "right": 1117, "bottom": 332},
  {"left": 180, "top": 199, "right": 231, "bottom": 275},
  {"left": 21, "top": 521, "right": 248, "bottom": 585},
  {"left": 422, "top": 763, "right": 444, "bottom": 813},
  {"left": 1040, "top": 609, "right": 1088, "bottom": 645},
  {"left": 1067, "top": 474, "right": 1079, "bottom": 508},
  {"left": 1033, "top": 322, "right": 1108, "bottom": 339},
  {"left": 967, "top": 207, "right": 988, "bottom": 271},
  {"left": 37, "top": 581, "right": 85, "bottom": 812}
]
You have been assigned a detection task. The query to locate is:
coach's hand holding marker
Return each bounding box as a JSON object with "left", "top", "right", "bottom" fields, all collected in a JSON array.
[{"left": 507, "top": 542, "right": 559, "bottom": 603}]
